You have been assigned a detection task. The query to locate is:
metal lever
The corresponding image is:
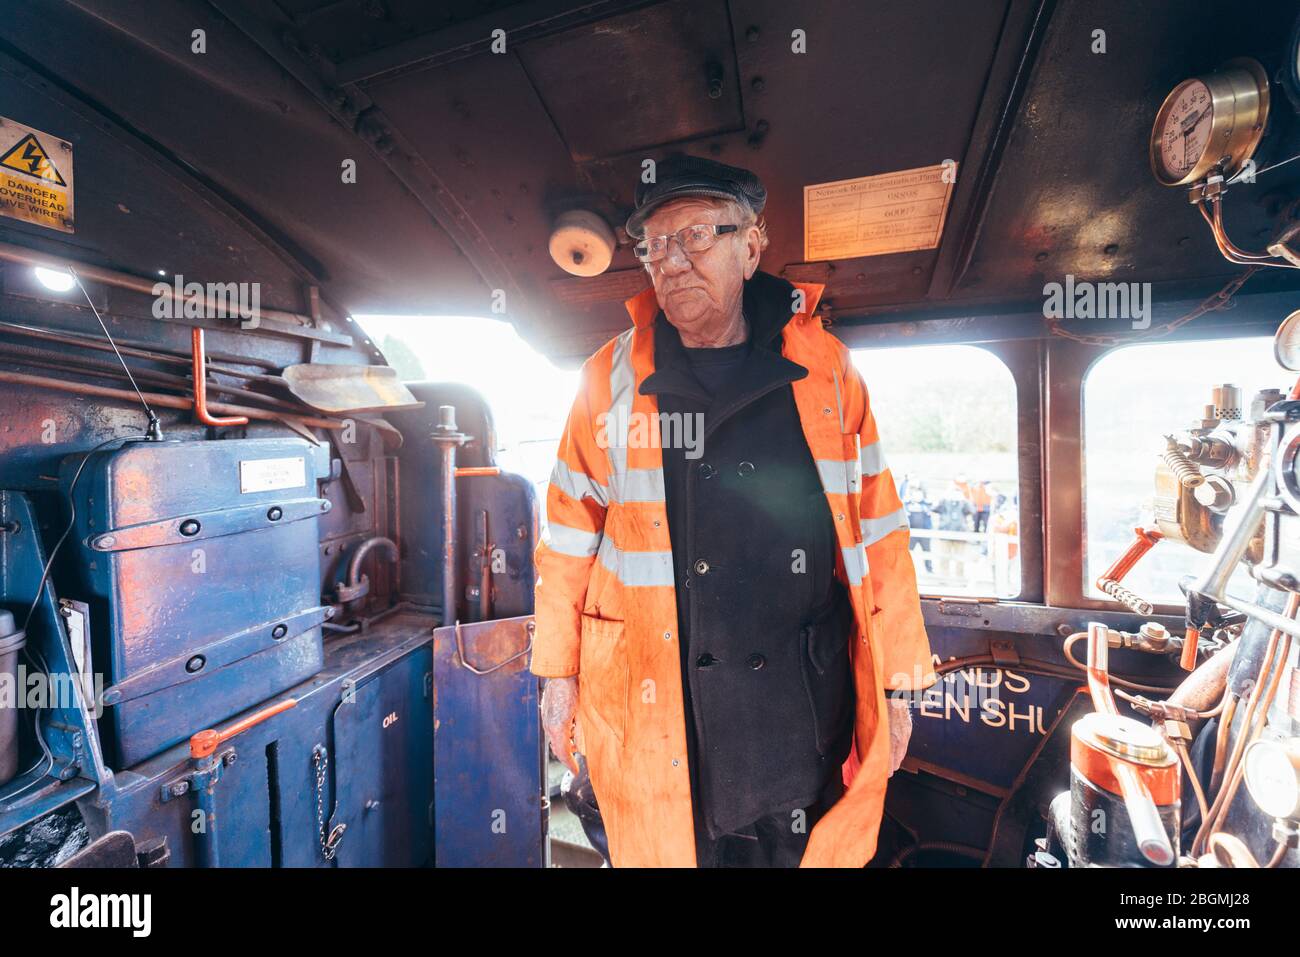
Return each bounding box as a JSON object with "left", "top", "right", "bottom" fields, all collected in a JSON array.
[
  {"left": 189, "top": 697, "right": 297, "bottom": 759},
  {"left": 1086, "top": 623, "right": 1175, "bottom": 866}
]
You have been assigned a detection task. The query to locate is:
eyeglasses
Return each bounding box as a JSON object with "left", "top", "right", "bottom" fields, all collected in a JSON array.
[{"left": 633, "top": 223, "right": 738, "bottom": 263}]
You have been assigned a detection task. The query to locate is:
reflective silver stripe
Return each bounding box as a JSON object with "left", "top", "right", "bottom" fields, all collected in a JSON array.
[
  {"left": 601, "top": 328, "right": 669, "bottom": 504},
  {"left": 841, "top": 543, "right": 868, "bottom": 586},
  {"left": 546, "top": 522, "right": 603, "bottom": 558},
  {"left": 860, "top": 440, "right": 888, "bottom": 477},
  {"left": 597, "top": 535, "right": 674, "bottom": 587},
  {"left": 621, "top": 467, "right": 666, "bottom": 503},
  {"left": 815, "top": 459, "right": 851, "bottom": 496},
  {"left": 605, "top": 330, "right": 636, "bottom": 502},
  {"left": 861, "top": 507, "right": 908, "bottom": 547},
  {"left": 549, "top": 459, "right": 609, "bottom": 508}
]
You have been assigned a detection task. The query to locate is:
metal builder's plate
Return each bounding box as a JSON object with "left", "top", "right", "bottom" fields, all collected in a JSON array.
[
  {"left": 280, "top": 363, "right": 424, "bottom": 413},
  {"left": 803, "top": 162, "right": 956, "bottom": 262}
]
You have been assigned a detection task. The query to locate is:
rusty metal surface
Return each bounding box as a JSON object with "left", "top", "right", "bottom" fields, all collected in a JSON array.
[
  {"left": 10, "top": 2, "right": 1297, "bottom": 364},
  {"left": 280, "top": 363, "right": 424, "bottom": 413}
]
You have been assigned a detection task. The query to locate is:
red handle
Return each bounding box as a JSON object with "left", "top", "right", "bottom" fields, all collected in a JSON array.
[{"left": 189, "top": 698, "right": 296, "bottom": 758}]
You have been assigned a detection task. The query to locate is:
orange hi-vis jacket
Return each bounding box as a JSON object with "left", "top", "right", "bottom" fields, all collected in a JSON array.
[{"left": 531, "top": 280, "right": 936, "bottom": 867}]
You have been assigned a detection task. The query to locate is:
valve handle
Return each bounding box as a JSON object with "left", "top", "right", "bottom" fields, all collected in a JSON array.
[{"left": 189, "top": 697, "right": 297, "bottom": 759}]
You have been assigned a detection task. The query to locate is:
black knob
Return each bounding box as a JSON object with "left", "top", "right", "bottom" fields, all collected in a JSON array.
[
  {"left": 179, "top": 519, "right": 201, "bottom": 537},
  {"left": 267, "top": 506, "right": 283, "bottom": 521},
  {"left": 696, "top": 653, "right": 717, "bottom": 668},
  {"left": 185, "top": 655, "right": 205, "bottom": 673},
  {"left": 272, "top": 623, "right": 288, "bottom": 640}
]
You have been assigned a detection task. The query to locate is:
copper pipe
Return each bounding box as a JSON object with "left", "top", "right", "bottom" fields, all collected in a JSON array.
[
  {"left": 1171, "top": 737, "right": 1210, "bottom": 824},
  {"left": 1209, "top": 694, "right": 1238, "bottom": 795},
  {"left": 0, "top": 369, "right": 345, "bottom": 431},
  {"left": 1194, "top": 592, "right": 1299, "bottom": 855},
  {"left": 0, "top": 339, "right": 297, "bottom": 412},
  {"left": 1063, "top": 631, "right": 1181, "bottom": 694},
  {"left": 191, "top": 329, "right": 248, "bottom": 427},
  {"left": 0, "top": 320, "right": 280, "bottom": 377},
  {"left": 1202, "top": 628, "right": 1291, "bottom": 852},
  {"left": 1167, "top": 640, "right": 1238, "bottom": 715}
]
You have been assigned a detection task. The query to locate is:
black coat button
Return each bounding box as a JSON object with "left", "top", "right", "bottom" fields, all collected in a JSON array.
[
  {"left": 694, "top": 559, "right": 710, "bottom": 575},
  {"left": 746, "top": 653, "right": 766, "bottom": 670},
  {"left": 697, "top": 653, "right": 717, "bottom": 668},
  {"left": 737, "top": 461, "right": 755, "bottom": 476},
  {"left": 698, "top": 462, "right": 716, "bottom": 479}
]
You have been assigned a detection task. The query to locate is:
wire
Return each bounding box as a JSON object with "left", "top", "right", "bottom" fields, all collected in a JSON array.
[
  {"left": 2, "top": 647, "right": 55, "bottom": 801},
  {"left": 1226, "top": 151, "right": 1300, "bottom": 185},
  {"left": 20, "top": 432, "right": 145, "bottom": 633},
  {"left": 66, "top": 267, "right": 161, "bottom": 438}
]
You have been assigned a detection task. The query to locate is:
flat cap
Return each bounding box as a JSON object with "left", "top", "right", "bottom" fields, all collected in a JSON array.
[{"left": 625, "top": 154, "right": 766, "bottom": 238}]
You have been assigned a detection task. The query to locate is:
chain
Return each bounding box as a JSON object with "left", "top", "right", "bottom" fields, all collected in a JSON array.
[
  {"left": 312, "top": 744, "right": 345, "bottom": 861},
  {"left": 1044, "top": 265, "right": 1261, "bottom": 346}
]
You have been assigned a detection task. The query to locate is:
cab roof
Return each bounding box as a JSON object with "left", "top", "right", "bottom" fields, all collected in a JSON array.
[{"left": 3, "top": 0, "right": 1300, "bottom": 364}]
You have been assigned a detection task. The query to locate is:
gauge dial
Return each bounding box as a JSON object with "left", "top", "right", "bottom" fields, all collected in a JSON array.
[
  {"left": 1154, "top": 79, "right": 1214, "bottom": 184},
  {"left": 1150, "top": 59, "right": 1270, "bottom": 187},
  {"left": 1275, "top": 308, "right": 1300, "bottom": 371}
]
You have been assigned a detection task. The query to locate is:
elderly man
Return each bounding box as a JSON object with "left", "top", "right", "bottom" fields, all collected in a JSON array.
[{"left": 532, "top": 155, "right": 935, "bottom": 867}]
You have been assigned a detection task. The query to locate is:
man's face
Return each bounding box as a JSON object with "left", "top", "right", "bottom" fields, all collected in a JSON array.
[{"left": 640, "top": 198, "right": 760, "bottom": 336}]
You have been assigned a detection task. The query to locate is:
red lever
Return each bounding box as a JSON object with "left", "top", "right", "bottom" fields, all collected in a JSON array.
[
  {"left": 191, "top": 328, "right": 249, "bottom": 427},
  {"left": 1097, "top": 526, "right": 1163, "bottom": 588},
  {"left": 189, "top": 698, "right": 296, "bottom": 759}
]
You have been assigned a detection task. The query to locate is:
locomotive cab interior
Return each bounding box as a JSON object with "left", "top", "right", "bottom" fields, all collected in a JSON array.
[{"left": 2, "top": 0, "right": 1300, "bottom": 897}]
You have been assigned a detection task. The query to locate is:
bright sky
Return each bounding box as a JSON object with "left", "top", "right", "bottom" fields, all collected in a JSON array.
[{"left": 355, "top": 314, "right": 580, "bottom": 483}]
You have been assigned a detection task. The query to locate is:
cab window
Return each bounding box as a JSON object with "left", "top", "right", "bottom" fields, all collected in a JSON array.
[
  {"left": 852, "top": 345, "right": 1020, "bottom": 599},
  {"left": 1082, "top": 336, "right": 1283, "bottom": 603}
]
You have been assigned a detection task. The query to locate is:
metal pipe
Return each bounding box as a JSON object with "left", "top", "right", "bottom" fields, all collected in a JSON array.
[
  {"left": 0, "top": 240, "right": 315, "bottom": 327},
  {"left": 0, "top": 320, "right": 281, "bottom": 376},
  {"left": 0, "top": 339, "right": 299, "bottom": 412},
  {"left": 191, "top": 328, "right": 249, "bottom": 427},
  {"left": 431, "top": 405, "right": 469, "bottom": 626},
  {"left": 346, "top": 536, "right": 398, "bottom": 587},
  {"left": 193, "top": 758, "right": 221, "bottom": 868},
  {"left": 1190, "top": 467, "right": 1271, "bottom": 603},
  {"left": 0, "top": 368, "right": 346, "bottom": 431}
]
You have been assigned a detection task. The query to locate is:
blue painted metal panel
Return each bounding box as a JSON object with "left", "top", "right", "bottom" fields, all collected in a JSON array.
[
  {"left": 63, "top": 437, "right": 327, "bottom": 767},
  {"left": 433, "top": 616, "right": 544, "bottom": 867},
  {"left": 332, "top": 646, "right": 433, "bottom": 867},
  {"left": 908, "top": 627, "right": 1079, "bottom": 792}
]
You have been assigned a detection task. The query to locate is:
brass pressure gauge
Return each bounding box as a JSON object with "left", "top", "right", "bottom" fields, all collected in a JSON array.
[{"left": 1149, "top": 58, "right": 1271, "bottom": 186}]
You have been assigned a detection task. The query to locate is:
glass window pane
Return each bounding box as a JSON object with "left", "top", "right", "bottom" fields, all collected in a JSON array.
[
  {"left": 1083, "top": 337, "right": 1286, "bottom": 603},
  {"left": 852, "top": 345, "right": 1020, "bottom": 598}
]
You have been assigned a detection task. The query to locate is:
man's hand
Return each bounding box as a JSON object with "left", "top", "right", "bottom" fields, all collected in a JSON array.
[
  {"left": 886, "top": 696, "right": 913, "bottom": 777},
  {"left": 541, "top": 676, "right": 580, "bottom": 774}
]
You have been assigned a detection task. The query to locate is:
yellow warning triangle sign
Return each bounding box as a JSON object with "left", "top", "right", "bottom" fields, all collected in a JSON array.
[{"left": 0, "top": 133, "right": 67, "bottom": 186}]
